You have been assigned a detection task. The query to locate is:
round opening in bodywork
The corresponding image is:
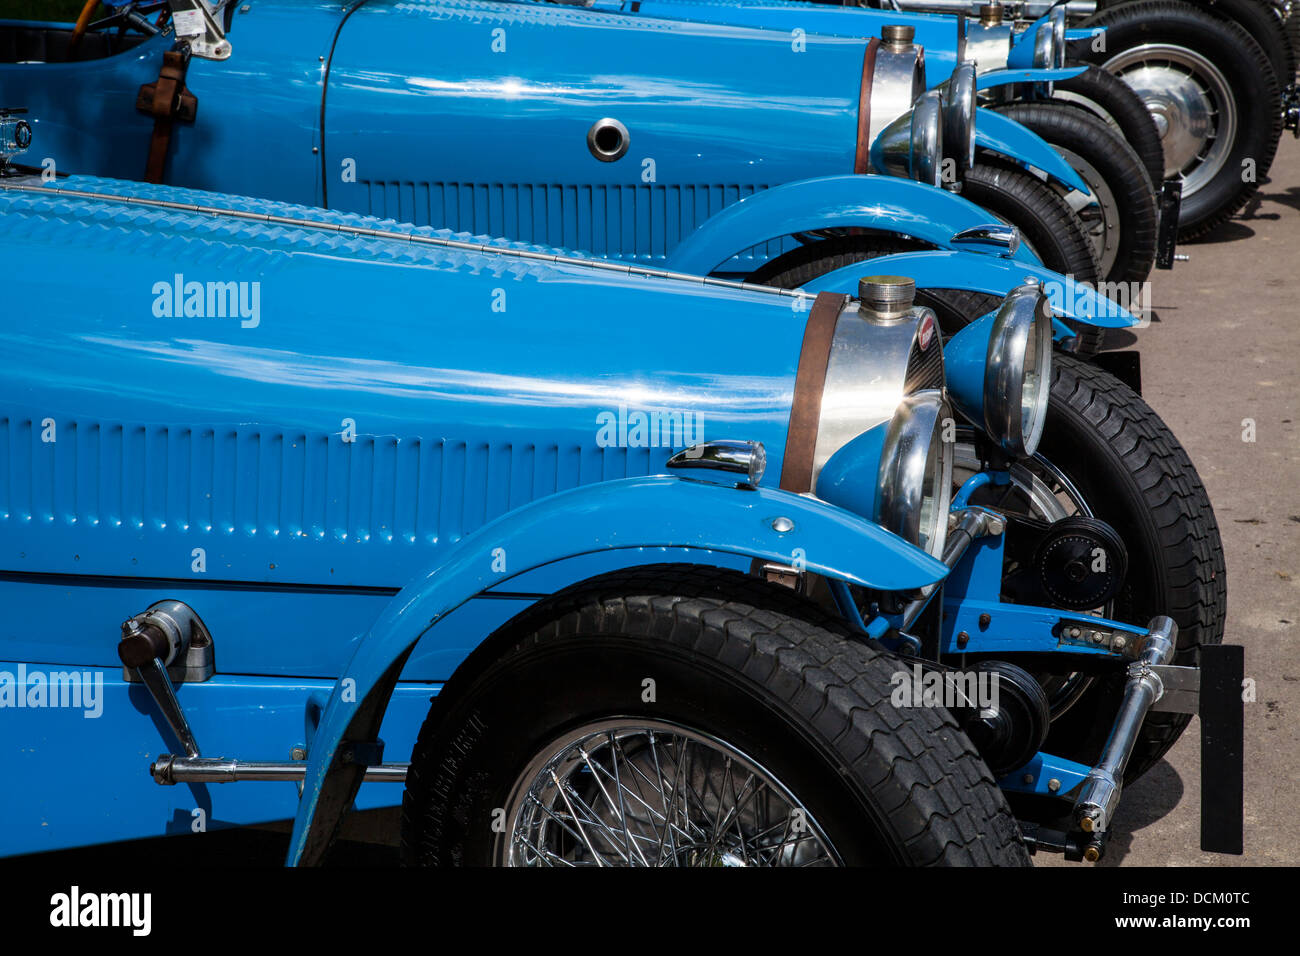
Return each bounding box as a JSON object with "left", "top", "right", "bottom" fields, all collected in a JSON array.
[{"left": 588, "top": 118, "right": 630, "bottom": 162}]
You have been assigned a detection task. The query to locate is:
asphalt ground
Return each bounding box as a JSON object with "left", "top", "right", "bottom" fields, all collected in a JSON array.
[{"left": 1035, "top": 136, "right": 1300, "bottom": 867}]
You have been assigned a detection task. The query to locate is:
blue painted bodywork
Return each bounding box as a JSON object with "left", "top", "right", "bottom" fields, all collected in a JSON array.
[
  {"left": 664, "top": 175, "right": 1042, "bottom": 273},
  {"left": 557, "top": 0, "right": 1049, "bottom": 89},
  {"left": 506, "top": 0, "right": 1090, "bottom": 194},
  {"left": 0, "top": 175, "right": 961, "bottom": 854},
  {"left": 0, "top": 669, "right": 439, "bottom": 856},
  {"left": 807, "top": 250, "right": 1140, "bottom": 341},
  {"left": 974, "top": 108, "right": 1090, "bottom": 194},
  {"left": 1008, "top": 12, "right": 1050, "bottom": 68},
  {"left": 0, "top": 176, "right": 1154, "bottom": 861},
  {"left": 567, "top": 0, "right": 969, "bottom": 76},
  {"left": 978, "top": 66, "right": 1088, "bottom": 91},
  {"left": 0, "top": 9, "right": 1151, "bottom": 855},
  {"left": 284, "top": 474, "right": 950, "bottom": 863}
]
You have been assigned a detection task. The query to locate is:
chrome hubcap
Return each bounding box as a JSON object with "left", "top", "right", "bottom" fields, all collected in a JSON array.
[
  {"left": 499, "top": 719, "right": 840, "bottom": 867},
  {"left": 1055, "top": 146, "right": 1122, "bottom": 277},
  {"left": 1105, "top": 43, "right": 1237, "bottom": 197}
]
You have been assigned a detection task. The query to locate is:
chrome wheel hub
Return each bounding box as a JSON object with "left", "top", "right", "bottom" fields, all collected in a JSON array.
[
  {"left": 498, "top": 719, "right": 840, "bottom": 867},
  {"left": 1055, "top": 146, "right": 1122, "bottom": 278},
  {"left": 1105, "top": 44, "right": 1237, "bottom": 197}
]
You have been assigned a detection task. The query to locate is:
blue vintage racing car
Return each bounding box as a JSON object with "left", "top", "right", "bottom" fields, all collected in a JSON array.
[
  {"left": 507, "top": 0, "right": 1173, "bottom": 283},
  {"left": 4, "top": 0, "right": 1142, "bottom": 302},
  {"left": 0, "top": 167, "right": 1236, "bottom": 865}
]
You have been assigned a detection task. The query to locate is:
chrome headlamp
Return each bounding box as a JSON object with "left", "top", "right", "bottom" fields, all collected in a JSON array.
[
  {"left": 983, "top": 283, "right": 1054, "bottom": 457},
  {"left": 876, "top": 390, "right": 954, "bottom": 558},
  {"left": 1033, "top": 8, "right": 1068, "bottom": 70},
  {"left": 871, "top": 88, "right": 944, "bottom": 187},
  {"left": 940, "top": 62, "right": 978, "bottom": 180}
]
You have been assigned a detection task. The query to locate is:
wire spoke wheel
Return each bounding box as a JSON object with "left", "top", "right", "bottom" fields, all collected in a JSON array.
[
  {"left": 402, "top": 569, "right": 1032, "bottom": 866},
  {"left": 499, "top": 720, "right": 839, "bottom": 867}
]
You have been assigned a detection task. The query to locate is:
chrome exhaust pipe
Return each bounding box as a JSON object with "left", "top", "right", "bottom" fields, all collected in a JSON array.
[{"left": 151, "top": 755, "right": 408, "bottom": 784}]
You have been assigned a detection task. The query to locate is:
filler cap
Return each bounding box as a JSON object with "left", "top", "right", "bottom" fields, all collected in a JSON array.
[{"left": 858, "top": 275, "right": 917, "bottom": 316}]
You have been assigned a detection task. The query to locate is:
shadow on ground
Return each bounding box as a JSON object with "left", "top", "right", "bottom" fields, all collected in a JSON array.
[{"left": 1096, "top": 761, "right": 1186, "bottom": 867}]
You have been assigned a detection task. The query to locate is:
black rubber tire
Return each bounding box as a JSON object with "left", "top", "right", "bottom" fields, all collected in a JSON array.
[
  {"left": 401, "top": 566, "right": 1031, "bottom": 867},
  {"left": 1021, "top": 356, "right": 1226, "bottom": 781},
  {"left": 748, "top": 233, "right": 922, "bottom": 287},
  {"left": 1285, "top": 3, "right": 1300, "bottom": 75},
  {"left": 1191, "top": 0, "right": 1295, "bottom": 86},
  {"left": 1052, "top": 64, "right": 1168, "bottom": 189},
  {"left": 992, "top": 102, "right": 1158, "bottom": 285},
  {"left": 745, "top": 169, "right": 1098, "bottom": 289},
  {"left": 749, "top": 238, "right": 1108, "bottom": 356},
  {"left": 1074, "top": 0, "right": 1283, "bottom": 240},
  {"left": 961, "top": 163, "right": 1102, "bottom": 285},
  {"left": 1094, "top": 0, "right": 1296, "bottom": 81}
]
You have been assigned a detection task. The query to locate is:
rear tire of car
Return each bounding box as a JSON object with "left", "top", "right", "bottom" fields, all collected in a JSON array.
[
  {"left": 1074, "top": 0, "right": 1283, "bottom": 240},
  {"left": 991, "top": 102, "right": 1158, "bottom": 285},
  {"left": 400, "top": 566, "right": 1031, "bottom": 867},
  {"left": 1094, "top": 0, "right": 1295, "bottom": 81}
]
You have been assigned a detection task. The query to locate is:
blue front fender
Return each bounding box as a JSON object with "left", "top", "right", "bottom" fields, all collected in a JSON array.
[
  {"left": 665, "top": 175, "right": 1042, "bottom": 275},
  {"left": 976, "top": 66, "right": 1089, "bottom": 91},
  {"left": 1066, "top": 27, "right": 1106, "bottom": 45},
  {"left": 285, "top": 475, "right": 948, "bottom": 865},
  {"left": 801, "top": 250, "right": 1139, "bottom": 332},
  {"left": 976, "top": 109, "right": 1090, "bottom": 194},
  {"left": 1008, "top": 13, "right": 1052, "bottom": 68}
]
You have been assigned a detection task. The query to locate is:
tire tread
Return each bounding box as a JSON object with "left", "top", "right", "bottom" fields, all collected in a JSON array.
[{"left": 402, "top": 566, "right": 1031, "bottom": 866}]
